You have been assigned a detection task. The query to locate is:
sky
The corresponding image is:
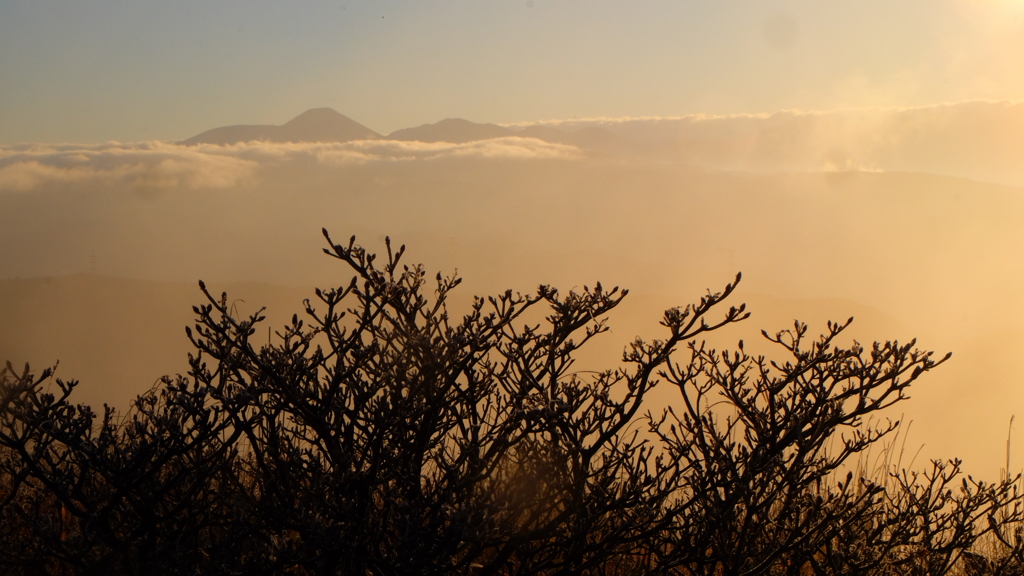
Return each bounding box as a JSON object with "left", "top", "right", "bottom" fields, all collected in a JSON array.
[{"left": 4, "top": 0, "right": 1024, "bottom": 143}]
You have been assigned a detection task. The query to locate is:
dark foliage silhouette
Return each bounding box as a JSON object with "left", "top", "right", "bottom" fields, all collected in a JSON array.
[{"left": 1, "top": 230, "right": 1022, "bottom": 575}]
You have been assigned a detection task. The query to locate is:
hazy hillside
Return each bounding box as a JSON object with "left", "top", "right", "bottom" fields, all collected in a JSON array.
[
  {"left": 1, "top": 145, "right": 1022, "bottom": 473},
  {"left": 0, "top": 275, "right": 310, "bottom": 409},
  {"left": 0, "top": 273, "right": 912, "bottom": 426}
]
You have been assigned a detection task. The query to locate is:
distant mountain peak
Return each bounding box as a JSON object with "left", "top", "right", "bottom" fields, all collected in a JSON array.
[
  {"left": 182, "top": 108, "right": 381, "bottom": 146},
  {"left": 283, "top": 108, "right": 354, "bottom": 127},
  {"left": 387, "top": 118, "right": 513, "bottom": 143},
  {"left": 182, "top": 110, "right": 628, "bottom": 151}
]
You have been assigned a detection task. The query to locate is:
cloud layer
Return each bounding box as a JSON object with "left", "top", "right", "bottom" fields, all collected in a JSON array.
[
  {"left": 519, "top": 100, "right": 1024, "bottom": 186},
  {"left": 0, "top": 138, "right": 582, "bottom": 192}
]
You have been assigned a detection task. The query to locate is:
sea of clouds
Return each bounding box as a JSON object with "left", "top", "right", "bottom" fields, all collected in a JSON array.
[
  {"left": 0, "top": 138, "right": 582, "bottom": 192},
  {"left": 523, "top": 99, "right": 1024, "bottom": 186}
]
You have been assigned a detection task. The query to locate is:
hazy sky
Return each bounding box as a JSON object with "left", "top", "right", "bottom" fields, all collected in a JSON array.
[{"left": 3, "top": 0, "right": 1024, "bottom": 143}]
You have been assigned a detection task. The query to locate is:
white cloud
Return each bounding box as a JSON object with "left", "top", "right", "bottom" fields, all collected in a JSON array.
[
  {"left": 0, "top": 138, "right": 582, "bottom": 192},
  {"left": 270, "top": 137, "right": 583, "bottom": 164},
  {"left": 503, "top": 99, "right": 1024, "bottom": 128},
  {"left": 0, "top": 142, "right": 258, "bottom": 191}
]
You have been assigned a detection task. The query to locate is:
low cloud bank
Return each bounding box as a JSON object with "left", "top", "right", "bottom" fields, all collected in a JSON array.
[
  {"left": 0, "top": 138, "right": 581, "bottom": 192},
  {"left": 532, "top": 100, "right": 1024, "bottom": 186},
  {"left": 0, "top": 142, "right": 258, "bottom": 191}
]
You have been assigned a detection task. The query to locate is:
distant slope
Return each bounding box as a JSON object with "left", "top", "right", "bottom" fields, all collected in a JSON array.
[
  {"left": 276, "top": 108, "right": 381, "bottom": 143},
  {"left": 182, "top": 108, "right": 381, "bottom": 145},
  {"left": 0, "top": 276, "right": 909, "bottom": 412},
  {"left": 181, "top": 124, "right": 281, "bottom": 146},
  {"left": 0, "top": 274, "right": 312, "bottom": 409},
  {"left": 387, "top": 118, "right": 514, "bottom": 143}
]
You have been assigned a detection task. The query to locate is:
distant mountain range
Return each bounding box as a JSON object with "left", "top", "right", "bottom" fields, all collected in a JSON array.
[
  {"left": 176, "top": 101, "right": 1024, "bottom": 187},
  {"left": 181, "top": 108, "right": 382, "bottom": 145},
  {"left": 181, "top": 108, "right": 628, "bottom": 152}
]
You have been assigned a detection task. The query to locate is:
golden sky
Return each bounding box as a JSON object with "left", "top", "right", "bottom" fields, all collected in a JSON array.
[{"left": 4, "top": 1, "right": 1024, "bottom": 143}]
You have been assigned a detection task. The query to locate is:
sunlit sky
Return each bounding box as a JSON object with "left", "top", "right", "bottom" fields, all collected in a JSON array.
[{"left": 3, "top": 0, "right": 1024, "bottom": 144}]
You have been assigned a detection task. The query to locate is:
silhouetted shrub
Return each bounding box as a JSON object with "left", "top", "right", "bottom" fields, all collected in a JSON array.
[{"left": 1, "top": 230, "right": 1022, "bottom": 575}]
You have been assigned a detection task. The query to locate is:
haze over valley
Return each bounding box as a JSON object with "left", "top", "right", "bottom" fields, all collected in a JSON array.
[{"left": 4, "top": 1, "right": 1024, "bottom": 482}]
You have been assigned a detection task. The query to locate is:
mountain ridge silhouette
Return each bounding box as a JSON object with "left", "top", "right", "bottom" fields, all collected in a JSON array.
[
  {"left": 181, "top": 108, "right": 382, "bottom": 145},
  {"left": 182, "top": 109, "right": 626, "bottom": 151}
]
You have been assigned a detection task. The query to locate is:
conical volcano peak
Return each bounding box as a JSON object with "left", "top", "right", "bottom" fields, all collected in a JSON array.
[
  {"left": 182, "top": 108, "right": 381, "bottom": 145},
  {"left": 283, "top": 108, "right": 354, "bottom": 128},
  {"left": 278, "top": 108, "right": 380, "bottom": 142}
]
